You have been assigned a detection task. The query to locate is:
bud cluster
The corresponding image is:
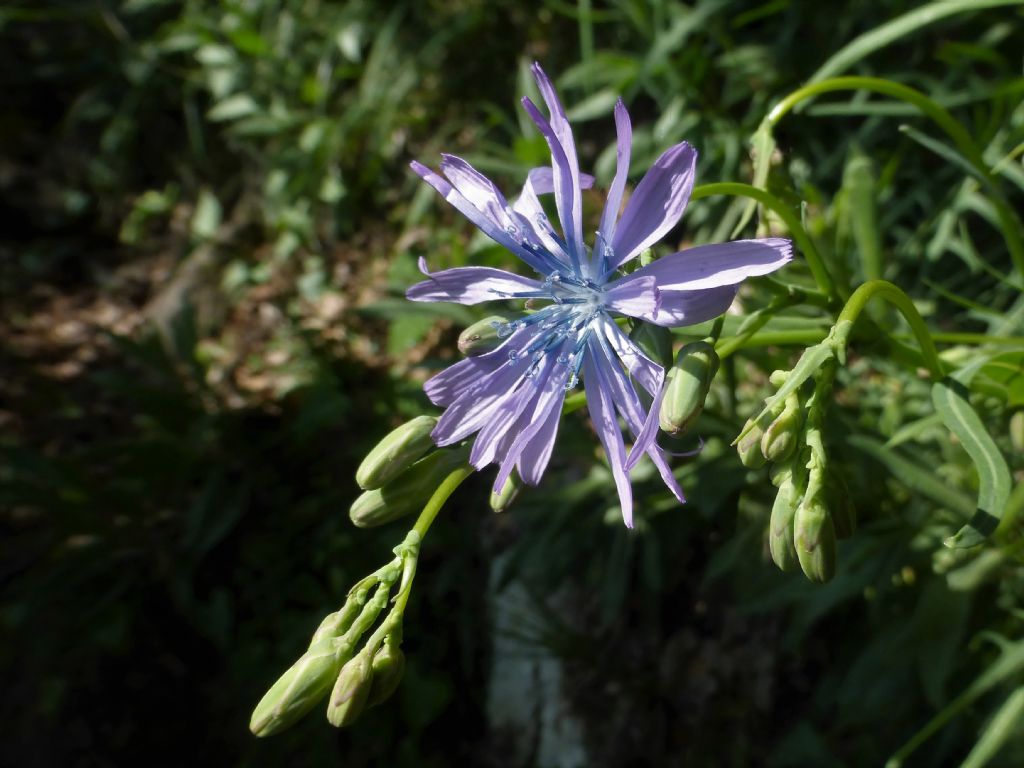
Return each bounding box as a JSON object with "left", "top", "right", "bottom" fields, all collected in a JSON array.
[
  {"left": 738, "top": 360, "right": 854, "bottom": 582},
  {"left": 351, "top": 417, "right": 471, "bottom": 527},
  {"left": 250, "top": 532, "right": 421, "bottom": 736}
]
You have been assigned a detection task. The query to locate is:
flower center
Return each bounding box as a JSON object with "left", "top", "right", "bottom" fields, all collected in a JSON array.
[{"left": 490, "top": 270, "right": 608, "bottom": 390}]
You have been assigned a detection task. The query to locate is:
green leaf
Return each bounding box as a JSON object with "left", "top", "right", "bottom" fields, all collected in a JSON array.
[
  {"left": 899, "top": 124, "right": 993, "bottom": 193},
  {"left": 932, "top": 375, "right": 1012, "bottom": 548},
  {"left": 959, "top": 686, "right": 1024, "bottom": 768},
  {"left": 227, "top": 28, "right": 270, "bottom": 57},
  {"left": 887, "top": 637, "right": 1024, "bottom": 768},
  {"left": 843, "top": 151, "right": 883, "bottom": 282},
  {"left": 732, "top": 118, "right": 775, "bottom": 238},
  {"left": 195, "top": 43, "right": 235, "bottom": 67},
  {"left": 207, "top": 93, "right": 259, "bottom": 122},
  {"left": 976, "top": 351, "right": 1024, "bottom": 407},
  {"left": 885, "top": 413, "right": 945, "bottom": 449},
  {"left": 808, "top": 0, "right": 1024, "bottom": 85},
  {"left": 912, "top": 580, "right": 970, "bottom": 707},
  {"left": 564, "top": 89, "right": 620, "bottom": 122},
  {"left": 846, "top": 435, "right": 975, "bottom": 519},
  {"left": 190, "top": 188, "right": 222, "bottom": 240}
]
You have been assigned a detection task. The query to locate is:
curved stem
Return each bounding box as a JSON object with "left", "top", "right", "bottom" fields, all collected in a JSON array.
[
  {"left": 708, "top": 315, "right": 726, "bottom": 343},
  {"left": 835, "top": 280, "right": 944, "bottom": 379},
  {"left": 412, "top": 464, "right": 474, "bottom": 539},
  {"left": 766, "top": 76, "right": 1024, "bottom": 277},
  {"left": 691, "top": 182, "right": 837, "bottom": 301},
  {"left": 362, "top": 464, "right": 474, "bottom": 652},
  {"left": 769, "top": 77, "right": 978, "bottom": 162}
]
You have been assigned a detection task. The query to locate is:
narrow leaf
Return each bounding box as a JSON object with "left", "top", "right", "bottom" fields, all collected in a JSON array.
[
  {"left": 887, "top": 638, "right": 1024, "bottom": 767},
  {"left": 932, "top": 375, "right": 1012, "bottom": 548},
  {"left": 809, "top": 0, "right": 1024, "bottom": 84},
  {"left": 959, "top": 686, "right": 1024, "bottom": 768},
  {"left": 846, "top": 435, "right": 975, "bottom": 519},
  {"left": 207, "top": 93, "right": 259, "bottom": 122},
  {"left": 734, "top": 338, "right": 836, "bottom": 444},
  {"left": 884, "top": 413, "right": 945, "bottom": 449},
  {"left": 732, "top": 118, "right": 775, "bottom": 237}
]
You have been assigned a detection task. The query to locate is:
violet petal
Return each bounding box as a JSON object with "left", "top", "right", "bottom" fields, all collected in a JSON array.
[
  {"left": 407, "top": 259, "right": 542, "bottom": 304},
  {"left": 584, "top": 349, "right": 633, "bottom": 527},
  {"left": 617, "top": 238, "right": 793, "bottom": 291},
  {"left": 610, "top": 142, "right": 697, "bottom": 269}
]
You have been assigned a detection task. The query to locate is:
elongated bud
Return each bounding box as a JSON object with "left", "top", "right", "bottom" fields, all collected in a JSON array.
[
  {"left": 367, "top": 641, "right": 406, "bottom": 707},
  {"left": 351, "top": 447, "right": 467, "bottom": 528},
  {"left": 760, "top": 393, "right": 802, "bottom": 462},
  {"left": 1011, "top": 410, "right": 1023, "bottom": 454},
  {"left": 458, "top": 316, "right": 507, "bottom": 357},
  {"left": 326, "top": 651, "right": 374, "bottom": 728},
  {"left": 659, "top": 341, "right": 719, "bottom": 435},
  {"left": 768, "top": 468, "right": 800, "bottom": 572},
  {"left": 794, "top": 494, "right": 836, "bottom": 583},
  {"left": 356, "top": 416, "right": 438, "bottom": 490},
  {"left": 629, "top": 321, "right": 673, "bottom": 369},
  {"left": 826, "top": 472, "right": 857, "bottom": 539},
  {"left": 309, "top": 602, "right": 360, "bottom": 646},
  {"left": 490, "top": 471, "right": 522, "bottom": 513},
  {"left": 250, "top": 638, "right": 350, "bottom": 737},
  {"left": 737, "top": 417, "right": 767, "bottom": 469}
]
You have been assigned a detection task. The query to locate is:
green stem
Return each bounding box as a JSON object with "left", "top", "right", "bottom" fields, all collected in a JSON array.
[
  {"left": 715, "top": 293, "right": 807, "bottom": 358},
  {"left": 708, "top": 316, "right": 726, "bottom": 343},
  {"left": 412, "top": 464, "right": 474, "bottom": 539},
  {"left": 563, "top": 390, "right": 587, "bottom": 414},
  {"left": 766, "top": 76, "right": 1024, "bottom": 277},
  {"left": 721, "top": 329, "right": 829, "bottom": 354},
  {"left": 691, "top": 182, "right": 837, "bottom": 300},
  {"left": 361, "top": 465, "right": 474, "bottom": 653},
  {"left": 911, "top": 332, "right": 1024, "bottom": 346},
  {"left": 835, "top": 280, "right": 944, "bottom": 379}
]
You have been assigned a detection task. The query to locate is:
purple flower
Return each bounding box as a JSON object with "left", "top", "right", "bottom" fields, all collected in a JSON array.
[{"left": 407, "top": 63, "right": 792, "bottom": 526}]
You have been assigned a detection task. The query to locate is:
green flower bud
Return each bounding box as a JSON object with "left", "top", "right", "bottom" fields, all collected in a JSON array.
[
  {"left": 250, "top": 638, "right": 350, "bottom": 737},
  {"left": 826, "top": 473, "right": 857, "bottom": 539},
  {"left": 659, "top": 341, "right": 719, "bottom": 435},
  {"left": 768, "top": 468, "right": 800, "bottom": 572},
  {"left": 737, "top": 417, "right": 767, "bottom": 469},
  {"left": 309, "top": 602, "right": 360, "bottom": 646},
  {"left": 367, "top": 641, "right": 406, "bottom": 708},
  {"left": 629, "top": 321, "right": 673, "bottom": 369},
  {"left": 760, "top": 393, "right": 802, "bottom": 462},
  {"left": 356, "top": 415, "right": 438, "bottom": 490},
  {"left": 490, "top": 471, "right": 522, "bottom": 513},
  {"left": 458, "top": 316, "right": 507, "bottom": 357},
  {"left": 794, "top": 494, "right": 837, "bottom": 583},
  {"left": 326, "top": 651, "right": 374, "bottom": 728},
  {"left": 1011, "top": 410, "right": 1023, "bottom": 454},
  {"left": 350, "top": 447, "right": 467, "bottom": 528}
]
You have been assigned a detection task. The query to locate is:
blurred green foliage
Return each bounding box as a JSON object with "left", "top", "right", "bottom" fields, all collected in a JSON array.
[{"left": 1, "top": 0, "right": 1022, "bottom": 766}]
